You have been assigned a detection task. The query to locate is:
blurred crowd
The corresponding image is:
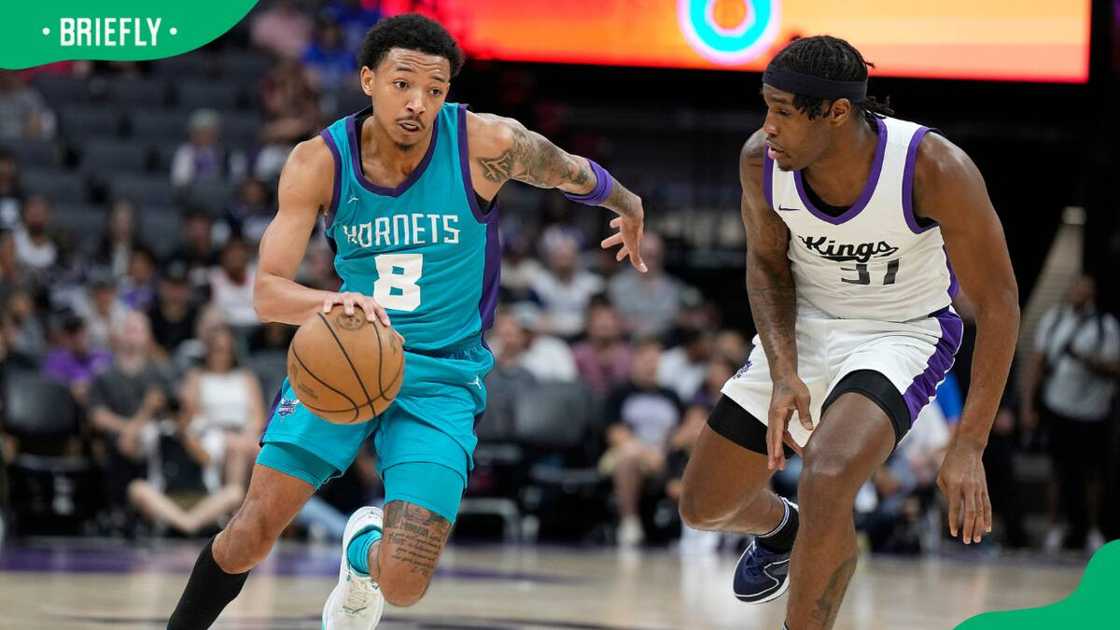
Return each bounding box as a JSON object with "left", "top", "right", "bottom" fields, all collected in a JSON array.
[{"left": 0, "top": 0, "right": 1116, "bottom": 557}]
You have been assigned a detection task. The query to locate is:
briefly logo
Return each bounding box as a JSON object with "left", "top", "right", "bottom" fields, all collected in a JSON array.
[
  {"left": 799, "top": 236, "right": 899, "bottom": 263},
  {"left": 469, "top": 376, "right": 483, "bottom": 389},
  {"left": 347, "top": 195, "right": 360, "bottom": 205},
  {"left": 278, "top": 398, "right": 300, "bottom": 416},
  {"left": 678, "top": 0, "right": 781, "bottom": 65},
  {"left": 776, "top": 205, "right": 799, "bottom": 212}
]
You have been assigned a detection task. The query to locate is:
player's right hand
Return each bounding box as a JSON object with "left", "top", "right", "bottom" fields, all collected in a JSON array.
[
  {"left": 766, "top": 375, "right": 813, "bottom": 471},
  {"left": 323, "top": 292, "right": 391, "bottom": 328}
]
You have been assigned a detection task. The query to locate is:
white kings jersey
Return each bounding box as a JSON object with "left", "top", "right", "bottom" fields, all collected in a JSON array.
[{"left": 763, "top": 115, "right": 958, "bottom": 322}]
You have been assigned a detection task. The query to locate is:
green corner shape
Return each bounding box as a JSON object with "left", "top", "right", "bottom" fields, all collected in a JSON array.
[
  {"left": 0, "top": 1, "right": 258, "bottom": 70},
  {"left": 956, "top": 540, "right": 1120, "bottom": 629}
]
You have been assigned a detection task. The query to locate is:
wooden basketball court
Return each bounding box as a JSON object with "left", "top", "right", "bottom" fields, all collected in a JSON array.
[{"left": 0, "top": 539, "right": 1081, "bottom": 629}]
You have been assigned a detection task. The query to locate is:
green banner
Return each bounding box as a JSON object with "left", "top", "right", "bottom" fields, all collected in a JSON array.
[
  {"left": 0, "top": 1, "right": 258, "bottom": 70},
  {"left": 957, "top": 541, "right": 1120, "bottom": 628}
]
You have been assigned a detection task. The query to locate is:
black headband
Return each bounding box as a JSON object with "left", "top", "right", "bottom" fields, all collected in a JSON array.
[{"left": 762, "top": 68, "right": 867, "bottom": 103}]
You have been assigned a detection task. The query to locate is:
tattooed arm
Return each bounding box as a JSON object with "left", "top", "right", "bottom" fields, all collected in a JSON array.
[
  {"left": 740, "top": 129, "right": 811, "bottom": 470},
  {"left": 467, "top": 111, "right": 646, "bottom": 270}
]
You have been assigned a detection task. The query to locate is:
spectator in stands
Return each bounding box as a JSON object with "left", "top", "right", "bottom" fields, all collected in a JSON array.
[
  {"left": 1021, "top": 274, "right": 1120, "bottom": 551},
  {"left": 607, "top": 233, "right": 683, "bottom": 337},
  {"left": 499, "top": 229, "right": 543, "bottom": 303},
  {"left": 298, "top": 239, "right": 341, "bottom": 292},
  {"left": 89, "top": 311, "right": 174, "bottom": 529},
  {"left": 715, "top": 329, "right": 750, "bottom": 366},
  {"left": 148, "top": 259, "right": 199, "bottom": 359},
  {"left": 72, "top": 269, "right": 128, "bottom": 352},
  {"left": 225, "top": 177, "right": 274, "bottom": 245},
  {"left": 170, "top": 109, "right": 247, "bottom": 190},
  {"left": 171, "top": 208, "right": 220, "bottom": 289},
  {"left": 1, "top": 288, "right": 45, "bottom": 368},
  {"left": 488, "top": 304, "right": 577, "bottom": 382},
  {"left": 93, "top": 198, "right": 140, "bottom": 278},
  {"left": 530, "top": 232, "right": 603, "bottom": 339},
  {"left": 42, "top": 311, "right": 111, "bottom": 406},
  {"left": 117, "top": 245, "right": 158, "bottom": 311},
  {"left": 302, "top": 18, "right": 356, "bottom": 94},
  {"left": 0, "top": 71, "right": 51, "bottom": 141},
  {"left": 0, "top": 150, "right": 24, "bottom": 228},
  {"left": 256, "top": 60, "right": 322, "bottom": 180},
  {"left": 0, "top": 228, "right": 26, "bottom": 295},
  {"left": 601, "top": 338, "right": 683, "bottom": 546},
  {"left": 571, "top": 300, "right": 632, "bottom": 397},
  {"left": 209, "top": 237, "right": 258, "bottom": 329},
  {"left": 657, "top": 326, "right": 714, "bottom": 402},
  {"left": 128, "top": 324, "right": 263, "bottom": 536},
  {"left": 323, "top": 0, "right": 381, "bottom": 52},
  {"left": 14, "top": 194, "right": 59, "bottom": 276},
  {"left": 250, "top": 0, "right": 313, "bottom": 60}
]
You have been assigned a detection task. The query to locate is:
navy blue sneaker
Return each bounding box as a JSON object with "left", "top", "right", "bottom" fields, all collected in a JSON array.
[{"left": 732, "top": 538, "right": 792, "bottom": 603}]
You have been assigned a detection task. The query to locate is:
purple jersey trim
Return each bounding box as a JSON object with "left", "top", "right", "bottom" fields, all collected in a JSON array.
[
  {"left": 762, "top": 149, "right": 774, "bottom": 209},
  {"left": 946, "top": 251, "right": 960, "bottom": 299},
  {"left": 794, "top": 116, "right": 887, "bottom": 225},
  {"left": 346, "top": 107, "right": 439, "bottom": 197},
  {"left": 902, "top": 126, "right": 937, "bottom": 234},
  {"left": 902, "top": 308, "right": 963, "bottom": 421},
  {"left": 457, "top": 104, "right": 497, "bottom": 224},
  {"left": 479, "top": 217, "right": 502, "bottom": 332},
  {"left": 319, "top": 129, "right": 343, "bottom": 230}
]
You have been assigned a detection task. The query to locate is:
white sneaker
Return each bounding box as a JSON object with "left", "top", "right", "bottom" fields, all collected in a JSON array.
[
  {"left": 322, "top": 507, "right": 385, "bottom": 630},
  {"left": 618, "top": 516, "right": 644, "bottom": 547}
]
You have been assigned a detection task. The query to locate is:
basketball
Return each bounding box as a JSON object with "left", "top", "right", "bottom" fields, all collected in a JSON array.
[{"left": 286, "top": 305, "right": 405, "bottom": 424}]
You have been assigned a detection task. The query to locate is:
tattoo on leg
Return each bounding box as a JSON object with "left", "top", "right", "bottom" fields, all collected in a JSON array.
[
  {"left": 811, "top": 553, "right": 857, "bottom": 628},
  {"left": 379, "top": 501, "right": 451, "bottom": 580}
]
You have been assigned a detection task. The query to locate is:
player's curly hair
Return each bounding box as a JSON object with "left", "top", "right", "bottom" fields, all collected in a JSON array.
[
  {"left": 358, "top": 14, "right": 464, "bottom": 76},
  {"left": 767, "top": 35, "right": 893, "bottom": 121}
]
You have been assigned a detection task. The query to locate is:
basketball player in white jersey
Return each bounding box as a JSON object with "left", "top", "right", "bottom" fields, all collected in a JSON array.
[{"left": 679, "top": 36, "right": 1020, "bottom": 629}]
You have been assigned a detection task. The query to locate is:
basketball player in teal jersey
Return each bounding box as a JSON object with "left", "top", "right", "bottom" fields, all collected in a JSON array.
[{"left": 166, "top": 15, "right": 646, "bottom": 630}]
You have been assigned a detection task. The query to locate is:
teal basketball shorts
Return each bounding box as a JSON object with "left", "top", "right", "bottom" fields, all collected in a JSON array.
[{"left": 257, "top": 338, "right": 494, "bottom": 522}]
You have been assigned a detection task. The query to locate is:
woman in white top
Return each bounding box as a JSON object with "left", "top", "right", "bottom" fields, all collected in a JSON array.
[{"left": 128, "top": 324, "right": 264, "bottom": 535}]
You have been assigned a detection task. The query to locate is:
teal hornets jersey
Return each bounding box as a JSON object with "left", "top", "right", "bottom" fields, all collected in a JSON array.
[{"left": 319, "top": 103, "right": 500, "bottom": 352}]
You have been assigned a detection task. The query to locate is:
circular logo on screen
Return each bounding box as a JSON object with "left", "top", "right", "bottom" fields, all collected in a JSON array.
[{"left": 678, "top": 0, "right": 781, "bottom": 65}]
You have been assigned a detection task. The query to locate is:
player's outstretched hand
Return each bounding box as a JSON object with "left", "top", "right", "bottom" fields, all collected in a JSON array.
[
  {"left": 766, "top": 374, "right": 812, "bottom": 471},
  {"left": 323, "top": 292, "right": 391, "bottom": 328},
  {"left": 600, "top": 212, "right": 648, "bottom": 273},
  {"left": 937, "top": 440, "right": 992, "bottom": 544}
]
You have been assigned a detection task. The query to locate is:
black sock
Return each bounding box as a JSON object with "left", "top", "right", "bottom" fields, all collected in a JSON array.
[
  {"left": 167, "top": 537, "right": 250, "bottom": 630},
  {"left": 757, "top": 499, "right": 799, "bottom": 553}
]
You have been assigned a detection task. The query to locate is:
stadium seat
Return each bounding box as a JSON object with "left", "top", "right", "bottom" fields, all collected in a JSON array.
[
  {"left": 180, "top": 180, "right": 232, "bottom": 214},
  {"left": 127, "top": 110, "right": 189, "bottom": 143},
  {"left": 176, "top": 80, "right": 244, "bottom": 111},
  {"left": 3, "top": 140, "right": 61, "bottom": 169},
  {"left": 58, "top": 105, "right": 124, "bottom": 141},
  {"left": 79, "top": 139, "right": 155, "bottom": 175},
  {"left": 110, "top": 173, "right": 174, "bottom": 206},
  {"left": 3, "top": 371, "right": 98, "bottom": 535},
  {"left": 510, "top": 381, "right": 608, "bottom": 541},
  {"left": 32, "top": 74, "right": 92, "bottom": 104},
  {"left": 221, "top": 112, "right": 264, "bottom": 148},
  {"left": 152, "top": 52, "right": 222, "bottom": 79},
  {"left": 108, "top": 77, "right": 172, "bottom": 108},
  {"left": 22, "top": 168, "right": 88, "bottom": 204},
  {"left": 221, "top": 51, "right": 272, "bottom": 80},
  {"left": 52, "top": 203, "right": 107, "bottom": 252},
  {"left": 139, "top": 208, "right": 183, "bottom": 258}
]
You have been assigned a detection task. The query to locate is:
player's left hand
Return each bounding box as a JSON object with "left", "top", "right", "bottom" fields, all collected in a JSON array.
[
  {"left": 600, "top": 212, "right": 648, "bottom": 273},
  {"left": 937, "top": 440, "right": 992, "bottom": 544}
]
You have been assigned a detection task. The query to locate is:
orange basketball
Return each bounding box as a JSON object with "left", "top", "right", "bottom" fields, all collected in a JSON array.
[{"left": 286, "top": 305, "right": 405, "bottom": 424}]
